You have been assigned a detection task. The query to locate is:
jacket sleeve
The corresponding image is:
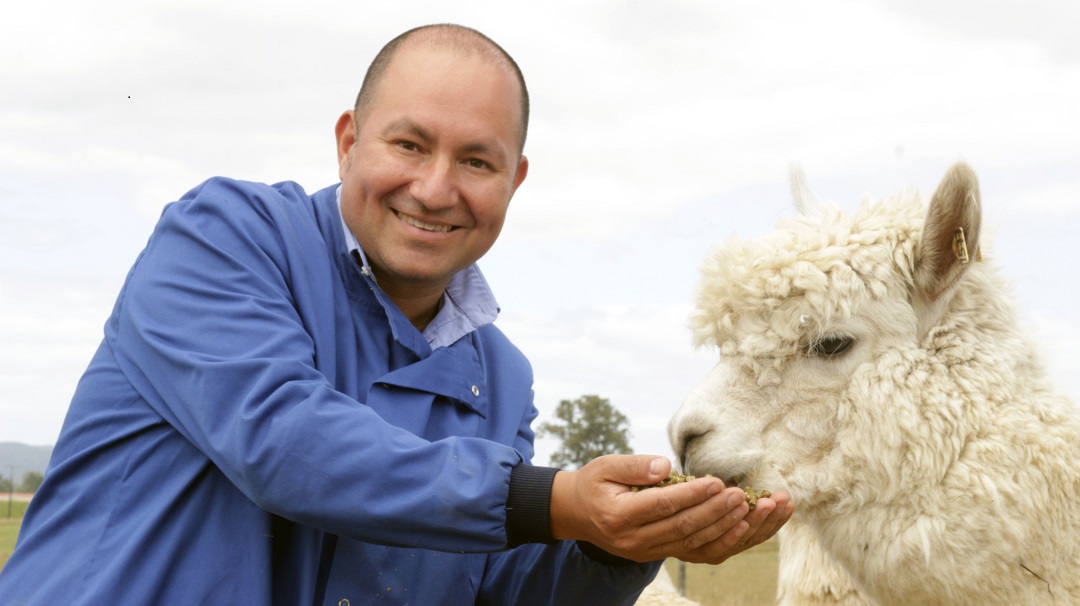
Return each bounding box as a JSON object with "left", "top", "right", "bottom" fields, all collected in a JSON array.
[
  {"left": 479, "top": 541, "right": 662, "bottom": 606},
  {"left": 494, "top": 390, "right": 663, "bottom": 602},
  {"left": 106, "top": 178, "right": 522, "bottom": 552}
]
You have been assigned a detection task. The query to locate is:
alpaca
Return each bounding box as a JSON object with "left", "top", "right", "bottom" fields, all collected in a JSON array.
[
  {"left": 634, "top": 564, "right": 700, "bottom": 606},
  {"left": 667, "top": 163, "right": 1080, "bottom": 605}
]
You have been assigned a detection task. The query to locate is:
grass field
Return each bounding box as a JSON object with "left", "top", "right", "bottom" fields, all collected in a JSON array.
[
  {"left": 664, "top": 538, "right": 779, "bottom": 606},
  {"left": 1, "top": 502, "right": 781, "bottom": 605},
  {"left": 0, "top": 500, "right": 31, "bottom": 572}
]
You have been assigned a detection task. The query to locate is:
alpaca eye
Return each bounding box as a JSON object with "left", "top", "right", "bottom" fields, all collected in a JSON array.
[{"left": 810, "top": 336, "right": 853, "bottom": 357}]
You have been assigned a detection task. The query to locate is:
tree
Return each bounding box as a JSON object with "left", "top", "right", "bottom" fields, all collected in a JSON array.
[
  {"left": 19, "top": 471, "right": 44, "bottom": 493},
  {"left": 537, "top": 394, "right": 633, "bottom": 469}
]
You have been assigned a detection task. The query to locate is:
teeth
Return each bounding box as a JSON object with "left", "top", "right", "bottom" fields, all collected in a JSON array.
[{"left": 397, "top": 212, "right": 452, "bottom": 233}]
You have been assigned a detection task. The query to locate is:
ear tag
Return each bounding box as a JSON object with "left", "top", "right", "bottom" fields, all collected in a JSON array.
[{"left": 952, "top": 227, "right": 970, "bottom": 264}]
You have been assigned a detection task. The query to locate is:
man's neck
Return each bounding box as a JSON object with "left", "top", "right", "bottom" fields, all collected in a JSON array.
[{"left": 373, "top": 272, "right": 447, "bottom": 332}]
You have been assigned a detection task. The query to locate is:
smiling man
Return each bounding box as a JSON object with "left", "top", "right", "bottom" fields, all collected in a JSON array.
[
  {"left": 335, "top": 36, "right": 529, "bottom": 330},
  {"left": 0, "top": 24, "right": 791, "bottom": 605}
]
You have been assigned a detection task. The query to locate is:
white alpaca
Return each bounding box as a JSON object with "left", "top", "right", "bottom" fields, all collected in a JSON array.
[
  {"left": 668, "top": 163, "right": 1080, "bottom": 605},
  {"left": 634, "top": 564, "right": 700, "bottom": 606}
]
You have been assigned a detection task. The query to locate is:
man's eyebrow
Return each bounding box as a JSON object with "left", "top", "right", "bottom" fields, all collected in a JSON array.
[
  {"left": 460, "top": 140, "right": 507, "bottom": 157},
  {"left": 383, "top": 118, "right": 433, "bottom": 143},
  {"left": 383, "top": 118, "right": 512, "bottom": 161}
]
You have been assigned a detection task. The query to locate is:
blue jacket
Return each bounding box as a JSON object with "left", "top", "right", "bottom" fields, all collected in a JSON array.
[{"left": 0, "top": 178, "right": 659, "bottom": 604}]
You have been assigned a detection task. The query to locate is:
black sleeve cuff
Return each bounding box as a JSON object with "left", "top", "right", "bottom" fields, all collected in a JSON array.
[
  {"left": 506, "top": 463, "right": 559, "bottom": 548},
  {"left": 504, "top": 464, "right": 646, "bottom": 566}
]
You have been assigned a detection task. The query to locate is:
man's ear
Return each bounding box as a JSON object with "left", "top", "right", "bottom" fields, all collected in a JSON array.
[
  {"left": 334, "top": 110, "right": 357, "bottom": 180},
  {"left": 510, "top": 154, "right": 529, "bottom": 199}
]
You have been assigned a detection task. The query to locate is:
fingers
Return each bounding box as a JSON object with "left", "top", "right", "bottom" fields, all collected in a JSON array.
[
  {"left": 736, "top": 492, "right": 793, "bottom": 548},
  {"left": 588, "top": 453, "right": 672, "bottom": 487},
  {"left": 607, "top": 485, "right": 747, "bottom": 561},
  {"left": 559, "top": 453, "right": 795, "bottom": 565},
  {"left": 679, "top": 492, "right": 795, "bottom": 565},
  {"left": 626, "top": 475, "right": 728, "bottom": 522},
  {"left": 646, "top": 487, "right": 749, "bottom": 551}
]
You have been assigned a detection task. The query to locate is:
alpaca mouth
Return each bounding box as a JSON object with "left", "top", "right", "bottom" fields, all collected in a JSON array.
[
  {"left": 682, "top": 461, "right": 746, "bottom": 488},
  {"left": 680, "top": 448, "right": 752, "bottom": 487},
  {"left": 724, "top": 475, "right": 746, "bottom": 488}
]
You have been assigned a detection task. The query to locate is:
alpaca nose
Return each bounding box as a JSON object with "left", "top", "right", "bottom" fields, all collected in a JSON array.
[
  {"left": 669, "top": 414, "right": 699, "bottom": 463},
  {"left": 677, "top": 432, "right": 701, "bottom": 472}
]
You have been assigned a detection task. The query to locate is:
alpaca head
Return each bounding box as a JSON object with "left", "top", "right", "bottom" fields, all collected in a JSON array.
[{"left": 668, "top": 163, "right": 984, "bottom": 511}]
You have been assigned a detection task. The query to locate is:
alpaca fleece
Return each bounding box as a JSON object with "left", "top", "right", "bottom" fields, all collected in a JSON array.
[{"left": 669, "top": 163, "right": 1080, "bottom": 605}]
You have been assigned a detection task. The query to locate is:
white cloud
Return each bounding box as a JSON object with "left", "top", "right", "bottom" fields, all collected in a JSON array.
[
  {"left": 0, "top": 275, "right": 119, "bottom": 444},
  {"left": 876, "top": 0, "right": 1080, "bottom": 66},
  {"left": 498, "top": 303, "right": 717, "bottom": 465},
  {"left": 1, "top": 0, "right": 1077, "bottom": 450},
  {"left": 498, "top": 0, "right": 1080, "bottom": 242}
]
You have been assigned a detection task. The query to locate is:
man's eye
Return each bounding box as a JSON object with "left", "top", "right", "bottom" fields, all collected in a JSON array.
[
  {"left": 808, "top": 335, "right": 854, "bottom": 357},
  {"left": 466, "top": 158, "right": 490, "bottom": 169},
  {"left": 396, "top": 140, "right": 419, "bottom": 152}
]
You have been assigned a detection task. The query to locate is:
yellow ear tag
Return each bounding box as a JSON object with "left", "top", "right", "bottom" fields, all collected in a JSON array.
[{"left": 953, "top": 227, "right": 970, "bottom": 264}]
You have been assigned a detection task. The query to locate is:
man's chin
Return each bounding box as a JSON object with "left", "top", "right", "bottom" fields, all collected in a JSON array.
[{"left": 370, "top": 261, "right": 460, "bottom": 292}]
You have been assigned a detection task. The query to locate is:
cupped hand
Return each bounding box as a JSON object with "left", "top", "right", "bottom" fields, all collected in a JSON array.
[
  {"left": 678, "top": 489, "right": 793, "bottom": 564},
  {"left": 549, "top": 454, "right": 794, "bottom": 564}
]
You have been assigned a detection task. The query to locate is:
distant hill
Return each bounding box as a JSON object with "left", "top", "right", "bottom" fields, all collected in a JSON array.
[{"left": 0, "top": 442, "right": 54, "bottom": 477}]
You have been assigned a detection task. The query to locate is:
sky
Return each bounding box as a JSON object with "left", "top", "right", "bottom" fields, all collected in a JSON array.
[{"left": 2, "top": 0, "right": 1078, "bottom": 468}]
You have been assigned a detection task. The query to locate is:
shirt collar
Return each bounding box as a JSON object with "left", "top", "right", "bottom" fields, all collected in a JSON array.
[{"left": 335, "top": 185, "right": 500, "bottom": 349}]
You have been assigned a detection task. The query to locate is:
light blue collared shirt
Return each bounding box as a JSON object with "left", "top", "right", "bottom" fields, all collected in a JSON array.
[{"left": 336, "top": 185, "right": 499, "bottom": 349}]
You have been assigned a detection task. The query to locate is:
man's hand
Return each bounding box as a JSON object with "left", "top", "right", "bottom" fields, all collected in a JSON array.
[{"left": 549, "top": 454, "right": 793, "bottom": 564}]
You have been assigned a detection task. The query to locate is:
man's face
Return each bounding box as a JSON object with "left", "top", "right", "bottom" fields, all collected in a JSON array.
[{"left": 335, "top": 45, "right": 528, "bottom": 296}]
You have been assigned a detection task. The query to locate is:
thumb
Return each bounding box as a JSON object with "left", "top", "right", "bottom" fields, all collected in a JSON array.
[{"left": 598, "top": 454, "right": 671, "bottom": 486}]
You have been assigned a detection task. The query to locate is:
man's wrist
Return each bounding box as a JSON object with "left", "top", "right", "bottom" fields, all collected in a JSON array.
[{"left": 505, "top": 464, "right": 559, "bottom": 547}]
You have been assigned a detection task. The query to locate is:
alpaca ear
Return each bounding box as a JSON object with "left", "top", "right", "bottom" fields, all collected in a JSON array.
[
  {"left": 914, "top": 162, "right": 982, "bottom": 304},
  {"left": 790, "top": 164, "right": 824, "bottom": 217}
]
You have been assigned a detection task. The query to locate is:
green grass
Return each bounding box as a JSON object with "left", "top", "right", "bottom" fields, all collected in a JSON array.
[
  {"left": 663, "top": 537, "right": 779, "bottom": 606},
  {"left": 0, "top": 500, "right": 29, "bottom": 520},
  {"left": 1, "top": 500, "right": 30, "bottom": 572}
]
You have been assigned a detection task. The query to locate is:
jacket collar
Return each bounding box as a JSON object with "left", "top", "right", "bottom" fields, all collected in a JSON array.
[{"left": 319, "top": 185, "right": 500, "bottom": 351}]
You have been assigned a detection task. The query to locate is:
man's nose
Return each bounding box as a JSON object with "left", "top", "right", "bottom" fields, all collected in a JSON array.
[{"left": 408, "top": 157, "right": 458, "bottom": 210}]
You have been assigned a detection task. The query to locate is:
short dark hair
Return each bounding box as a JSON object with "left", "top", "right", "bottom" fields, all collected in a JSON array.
[{"left": 353, "top": 24, "right": 530, "bottom": 153}]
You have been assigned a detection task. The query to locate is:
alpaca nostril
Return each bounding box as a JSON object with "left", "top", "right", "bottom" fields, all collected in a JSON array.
[{"left": 680, "top": 433, "right": 700, "bottom": 472}]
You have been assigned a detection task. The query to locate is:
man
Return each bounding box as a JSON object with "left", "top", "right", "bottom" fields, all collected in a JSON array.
[{"left": 0, "top": 24, "right": 792, "bottom": 604}]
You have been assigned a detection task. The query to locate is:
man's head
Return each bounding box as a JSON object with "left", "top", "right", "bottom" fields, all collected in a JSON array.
[
  {"left": 334, "top": 24, "right": 529, "bottom": 312},
  {"left": 354, "top": 24, "right": 530, "bottom": 154}
]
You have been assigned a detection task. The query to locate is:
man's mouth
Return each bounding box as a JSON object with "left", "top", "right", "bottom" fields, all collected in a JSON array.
[{"left": 394, "top": 210, "right": 454, "bottom": 233}]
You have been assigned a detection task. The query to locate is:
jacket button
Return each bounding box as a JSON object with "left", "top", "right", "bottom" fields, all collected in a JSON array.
[
  {"left": 338, "top": 600, "right": 350, "bottom": 606},
  {"left": 471, "top": 385, "right": 480, "bottom": 397}
]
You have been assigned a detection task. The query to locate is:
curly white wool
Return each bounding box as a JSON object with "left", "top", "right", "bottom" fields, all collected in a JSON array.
[{"left": 634, "top": 564, "right": 700, "bottom": 606}]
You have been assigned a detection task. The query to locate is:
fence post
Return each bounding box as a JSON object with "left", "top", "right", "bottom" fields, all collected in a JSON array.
[{"left": 677, "top": 559, "right": 686, "bottom": 596}]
